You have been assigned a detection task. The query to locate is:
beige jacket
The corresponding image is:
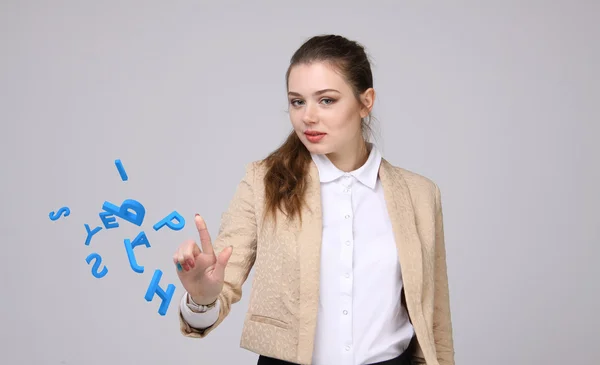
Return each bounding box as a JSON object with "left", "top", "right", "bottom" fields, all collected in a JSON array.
[{"left": 179, "top": 158, "right": 455, "bottom": 365}]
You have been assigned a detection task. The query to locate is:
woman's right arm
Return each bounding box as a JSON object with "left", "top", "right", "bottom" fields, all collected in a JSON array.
[
  {"left": 178, "top": 162, "right": 259, "bottom": 338},
  {"left": 179, "top": 293, "right": 220, "bottom": 329}
]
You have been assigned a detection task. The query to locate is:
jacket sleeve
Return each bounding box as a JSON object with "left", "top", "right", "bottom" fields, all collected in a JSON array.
[
  {"left": 178, "top": 162, "right": 258, "bottom": 338},
  {"left": 433, "top": 184, "right": 455, "bottom": 365}
]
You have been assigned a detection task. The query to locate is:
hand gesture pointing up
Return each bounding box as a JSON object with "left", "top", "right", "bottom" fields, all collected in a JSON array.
[{"left": 173, "top": 214, "right": 233, "bottom": 305}]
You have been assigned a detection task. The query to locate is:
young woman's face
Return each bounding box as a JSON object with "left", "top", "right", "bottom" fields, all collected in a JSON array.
[{"left": 287, "top": 62, "right": 372, "bottom": 156}]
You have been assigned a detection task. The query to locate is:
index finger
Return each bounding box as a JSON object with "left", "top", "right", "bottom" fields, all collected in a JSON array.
[{"left": 195, "top": 214, "right": 214, "bottom": 256}]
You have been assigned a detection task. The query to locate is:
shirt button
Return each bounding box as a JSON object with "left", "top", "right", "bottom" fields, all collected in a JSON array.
[
  {"left": 345, "top": 345, "right": 351, "bottom": 351},
  {"left": 345, "top": 241, "right": 350, "bottom": 246},
  {"left": 345, "top": 214, "right": 350, "bottom": 219},
  {"left": 343, "top": 310, "right": 348, "bottom": 315},
  {"left": 345, "top": 273, "right": 350, "bottom": 278}
]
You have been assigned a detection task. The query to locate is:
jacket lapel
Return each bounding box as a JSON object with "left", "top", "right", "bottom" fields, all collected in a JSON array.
[
  {"left": 380, "top": 159, "right": 436, "bottom": 362},
  {"left": 296, "top": 160, "right": 322, "bottom": 364},
  {"left": 379, "top": 159, "right": 423, "bottom": 304}
]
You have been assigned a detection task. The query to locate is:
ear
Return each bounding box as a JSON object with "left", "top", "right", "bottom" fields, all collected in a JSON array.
[{"left": 359, "top": 88, "right": 376, "bottom": 118}]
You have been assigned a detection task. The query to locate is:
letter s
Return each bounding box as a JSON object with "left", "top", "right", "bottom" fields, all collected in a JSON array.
[
  {"left": 49, "top": 207, "right": 71, "bottom": 221},
  {"left": 85, "top": 253, "right": 108, "bottom": 278}
]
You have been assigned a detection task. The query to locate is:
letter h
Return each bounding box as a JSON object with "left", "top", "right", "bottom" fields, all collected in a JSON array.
[{"left": 144, "top": 269, "right": 176, "bottom": 316}]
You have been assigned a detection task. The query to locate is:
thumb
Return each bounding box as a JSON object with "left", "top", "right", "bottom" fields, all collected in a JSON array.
[{"left": 214, "top": 246, "right": 233, "bottom": 279}]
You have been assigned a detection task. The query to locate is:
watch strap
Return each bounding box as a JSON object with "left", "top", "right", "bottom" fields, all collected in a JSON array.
[{"left": 186, "top": 293, "right": 217, "bottom": 313}]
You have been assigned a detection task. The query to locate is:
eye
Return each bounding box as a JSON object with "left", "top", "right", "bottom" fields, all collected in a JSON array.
[
  {"left": 320, "top": 98, "right": 335, "bottom": 105},
  {"left": 290, "top": 99, "right": 304, "bottom": 107}
]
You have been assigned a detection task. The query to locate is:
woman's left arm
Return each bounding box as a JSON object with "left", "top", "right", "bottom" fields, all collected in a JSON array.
[{"left": 433, "top": 184, "right": 455, "bottom": 365}]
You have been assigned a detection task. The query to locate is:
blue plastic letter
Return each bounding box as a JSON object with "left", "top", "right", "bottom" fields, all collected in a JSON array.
[
  {"left": 114, "top": 159, "right": 128, "bottom": 181},
  {"left": 144, "top": 269, "right": 176, "bottom": 316},
  {"left": 124, "top": 231, "right": 151, "bottom": 273},
  {"left": 84, "top": 224, "right": 102, "bottom": 246},
  {"left": 99, "top": 211, "right": 119, "bottom": 229},
  {"left": 102, "top": 199, "right": 145, "bottom": 226},
  {"left": 49, "top": 206, "right": 70, "bottom": 221},
  {"left": 153, "top": 211, "right": 185, "bottom": 231},
  {"left": 85, "top": 253, "right": 108, "bottom": 278}
]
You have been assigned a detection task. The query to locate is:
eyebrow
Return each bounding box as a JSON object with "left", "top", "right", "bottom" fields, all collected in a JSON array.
[{"left": 287, "top": 89, "right": 341, "bottom": 97}]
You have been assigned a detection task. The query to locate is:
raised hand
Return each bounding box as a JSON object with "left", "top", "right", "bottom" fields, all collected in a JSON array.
[{"left": 173, "top": 214, "right": 233, "bottom": 305}]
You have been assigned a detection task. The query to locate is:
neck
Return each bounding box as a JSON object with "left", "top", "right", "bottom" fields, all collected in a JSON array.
[{"left": 326, "top": 138, "right": 370, "bottom": 172}]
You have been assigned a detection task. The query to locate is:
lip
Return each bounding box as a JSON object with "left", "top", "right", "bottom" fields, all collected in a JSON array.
[{"left": 304, "top": 131, "right": 326, "bottom": 143}]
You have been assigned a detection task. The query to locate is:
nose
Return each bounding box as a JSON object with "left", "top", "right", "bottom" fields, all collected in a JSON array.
[{"left": 302, "top": 103, "right": 318, "bottom": 124}]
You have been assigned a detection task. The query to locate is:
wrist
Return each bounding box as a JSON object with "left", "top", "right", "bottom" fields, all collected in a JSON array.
[
  {"left": 186, "top": 293, "right": 218, "bottom": 314},
  {"left": 189, "top": 293, "right": 218, "bottom": 306}
]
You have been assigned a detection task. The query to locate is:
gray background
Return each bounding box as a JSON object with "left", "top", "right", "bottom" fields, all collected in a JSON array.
[{"left": 1, "top": 1, "right": 598, "bottom": 364}]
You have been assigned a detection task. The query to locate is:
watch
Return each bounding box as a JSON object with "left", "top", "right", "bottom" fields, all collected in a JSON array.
[{"left": 186, "top": 293, "right": 218, "bottom": 313}]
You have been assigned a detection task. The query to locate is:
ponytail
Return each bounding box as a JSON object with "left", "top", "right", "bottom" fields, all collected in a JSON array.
[{"left": 261, "top": 131, "right": 312, "bottom": 224}]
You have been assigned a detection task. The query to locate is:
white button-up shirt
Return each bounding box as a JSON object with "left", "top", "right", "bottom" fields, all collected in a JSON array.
[
  {"left": 181, "top": 144, "right": 414, "bottom": 365},
  {"left": 309, "top": 145, "right": 414, "bottom": 365}
]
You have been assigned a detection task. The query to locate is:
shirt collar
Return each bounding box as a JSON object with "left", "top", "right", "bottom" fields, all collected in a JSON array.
[{"left": 310, "top": 143, "right": 382, "bottom": 189}]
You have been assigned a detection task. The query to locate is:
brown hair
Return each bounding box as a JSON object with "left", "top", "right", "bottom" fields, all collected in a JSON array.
[{"left": 261, "top": 34, "right": 375, "bottom": 224}]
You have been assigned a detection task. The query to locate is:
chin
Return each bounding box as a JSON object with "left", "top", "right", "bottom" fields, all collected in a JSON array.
[
  {"left": 303, "top": 144, "right": 330, "bottom": 155},
  {"left": 296, "top": 132, "right": 331, "bottom": 154}
]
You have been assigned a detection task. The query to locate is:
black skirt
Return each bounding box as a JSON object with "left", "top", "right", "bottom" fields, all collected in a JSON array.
[{"left": 256, "top": 336, "right": 416, "bottom": 365}]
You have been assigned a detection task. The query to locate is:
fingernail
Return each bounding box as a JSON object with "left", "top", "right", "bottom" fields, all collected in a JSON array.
[{"left": 176, "top": 262, "right": 183, "bottom": 271}]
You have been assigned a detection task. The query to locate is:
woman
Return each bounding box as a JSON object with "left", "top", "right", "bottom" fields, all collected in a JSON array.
[{"left": 173, "top": 34, "right": 455, "bottom": 365}]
